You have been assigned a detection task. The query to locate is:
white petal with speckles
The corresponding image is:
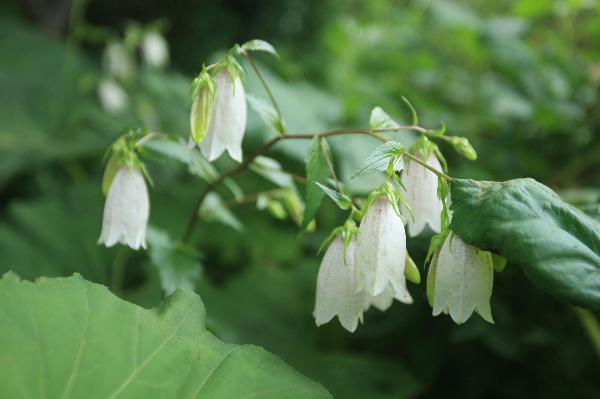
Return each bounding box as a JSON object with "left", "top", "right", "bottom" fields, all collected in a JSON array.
[
  {"left": 401, "top": 152, "right": 443, "bottom": 237},
  {"left": 98, "top": 167, "right": 149, "bottom": 250},
  {"left": 199, "top": 70, "right": 247, "bottom": 163}
]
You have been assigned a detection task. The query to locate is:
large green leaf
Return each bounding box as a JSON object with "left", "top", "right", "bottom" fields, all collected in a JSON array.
[
  {"left": 0, "top": 273, "right": 331, "bottom": 398},
  {"left": 450, "top": 178, "right": 600, "bottom": 309},
  {"left": 300, "top": 136, "right": 330, "bottom": 230}
]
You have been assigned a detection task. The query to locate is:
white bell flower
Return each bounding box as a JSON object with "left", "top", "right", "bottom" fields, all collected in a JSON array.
[
  {"left": 355, "top": 197, "right": 413, "bottom": 303},
  {"left": 431, "top": 235, "right": 494, "bottom": 324},
  {"left": 401, "top": 152, "right": 443, "bottom": 237},
  {"left": 98, "top": 166, "right": 149, "bottom": 250},
  {"left": 314, "top": 236, "right": 364, "bottom": 332},
  {"left": 141, "top": 31, "right": 169, "bottom": 68},
  {"left": 199, "top": 70, "right": 247, "bottom": 163},
  {"left": 98, "top": 79, "right": 128, "bottom": 113}
]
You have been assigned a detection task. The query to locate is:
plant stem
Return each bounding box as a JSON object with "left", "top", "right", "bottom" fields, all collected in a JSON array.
[
  {"left": 110, "top": 247, "right": 129, "bottom": 294},
  {"left": 241, "top": 50, "right": 283, "bottom": 128},
  {"left": 181, "top": 136, "right": 283, "bottom": 243},
  {"left": 180, "top": 127, "right": 451, "bottom": 244},
  {"left": 574, "top": 307, "right": 600, "bottom": 359},
  {"left": 403, "top": 152, "right": 454, "bottom": 181}
]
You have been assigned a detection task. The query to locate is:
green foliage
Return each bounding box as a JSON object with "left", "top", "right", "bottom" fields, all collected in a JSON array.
[
  {"left": 0, "top": 273, "right": 331, "bottom": 398},
  {"left": 147, "top": 227, "right": 201, "bottom": 294},
  {"left": 301, "top": 136, "right": 331, "bottom": 230},
  {"left": 352, "top": 141, "right": 404, "bottom": 178},
  {"left": 241, "top": 39, "right": 279, "bottom": 57},
  {"left": 316, "top": 182, "right": 352, "bottom": 210},
  {"left": 450, "top": 178, "right": 600, "bottom": 309}
]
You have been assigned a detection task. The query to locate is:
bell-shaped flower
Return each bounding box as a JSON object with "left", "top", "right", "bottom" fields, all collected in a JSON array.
[
  {"left": 98, "top": 166, "right": 149, "bottom": 250},
  {"left": 401, "top": 152, "right": 443, "bottom": 237},
  {"left": 98, "top": 79, "right": 128, "bottom": 113},
  {"left": 430, "top": 235, "right": 494, "bottom": 324},
  {"left": 314, "top": 236, "right": 364, "bottom": 332},
  {"left": 199, "top": 69, "right": 247, "bottom": 163},
  {"left": 355, "top": 197, "right": 412, "bottom": 303},
  {"left": 141, "top": 31, "right": 169, "bottom": 68}
]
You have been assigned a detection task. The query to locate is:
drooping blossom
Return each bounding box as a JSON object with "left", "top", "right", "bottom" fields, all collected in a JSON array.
[
  {"left": 98, "top": 79, "right": 128, "bottom": 113},
  {"left": 355, "top": 197, "right": 412, "bottom": 304},
  {"left": 314, "top": 236, "right": 364, "bottom": 332},
  {"left": 141, "top": 31, "right": 169, "bottom": 68},
  {"left": 400, "top": 152, "right": 443, "bottom": 237},
  {"left": 199, "top": 70, "right": 247, "bottom": 162},
  {"left": 98, "top": 166, "right": 149, "bottom": 250},
  {"left": 430, "top": 235, "right": 494, "bottom": 324}
]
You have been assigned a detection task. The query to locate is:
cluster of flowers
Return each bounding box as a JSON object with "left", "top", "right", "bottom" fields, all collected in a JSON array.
[
  {"left": 314, "top": 153, "right": 494, "bottom": 332},
  {"left": 98, "top": 57, "right": 247, "bottom": 249},
  {"left": 97, "top": 41, "right": 495, "bottom": 330},
  {"left": 98, "top": 23, "right": 170, "bottom": 113}
]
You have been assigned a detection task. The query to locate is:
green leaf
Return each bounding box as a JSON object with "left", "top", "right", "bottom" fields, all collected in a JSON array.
[
  {"left": 200, "top": 193, "right": 243, "bottom": 231},
  {"left": 450, "top": 178, "right": 600, "bottom": 309},
  {"left": 147, "top": 227, "right": 201, "bottom": 294},
  {"left": 352, "top": 141, "right": 404, "bottom": 178},
  {"left": 315, "top": 182, "right": 352, "bottom": 210},
  {"left": 369, "top": 106, "right": 399, "bottom": 130},
  {"left": 301, "top": 137, "right": 331, "bottom": 231},
  {"left": 250, "top": 156, "right": 295, "bottom": 189},
  {"left": 241, "top": 39, "right": 279, "bottom": 57},
  {"left": 247, "top": 94, "right": 286, "bottom": 134},
  {"left": 143, "top": 138, "right": 218, "bottom": 182},
  {"left": 0, "top": 273, "right": 331, "bottom": 398}
]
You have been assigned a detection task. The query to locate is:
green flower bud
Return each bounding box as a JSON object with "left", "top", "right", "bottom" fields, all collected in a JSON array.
[
  {"left": 451, "top": 137, "right": 477, "bottom": 160},
  {"left": 404, "top": 253, "right": 421, "bottom": 284},
  {"left": 189, "top": 71, "right": 216, "bottom": 144}
]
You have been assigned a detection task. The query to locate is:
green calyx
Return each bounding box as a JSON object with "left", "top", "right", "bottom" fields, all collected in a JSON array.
[
  {"left": 189, "top": 69, "right": 216, "bottom": 144},
  {"left": 101, "top": 129, "right": 149, "bottom": 195}
]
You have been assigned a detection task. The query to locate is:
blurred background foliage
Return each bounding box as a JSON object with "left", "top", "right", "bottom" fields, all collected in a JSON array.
[{"left": 0, "top": 0, "right": 599, "bottom": 398}]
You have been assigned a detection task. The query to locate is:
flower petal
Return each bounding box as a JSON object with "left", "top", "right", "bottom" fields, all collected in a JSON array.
[
  {"left": 356, "top": 197, "right": 411, "bottom": 303},
  {"left": 200, "top": 71, "right": 247, "bottom": 162},
  {"left": 314, "top": 237, "right": 363, "bottom": 332},
  {"left": 432, "top": 235, "right": 494, "bottom": 324},
  {"left": 401, "top": 153, "right": 443, "bottom": 237},
  {"left": 98, "top": 167, "right": 149, "bottom": 250}
]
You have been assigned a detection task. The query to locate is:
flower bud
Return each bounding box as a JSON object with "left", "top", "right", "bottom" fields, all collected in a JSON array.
[
  {"left": 355, "top": 197, "right": 412, "bottom": 304},
  {"left": 430, "top": 235, "right": 494, "bottom": 324},
  {"left": 141, "top": 31, "right": 169, "bottom": 68},
  {"left": 314, "top": 237, "right": 364, "bottom": 332},
  {"left": 98, "top": 79, "right": 128, "bottom": 113},
  {"left": 450, "top": 137, "right": 477, "bottom": 160},
  {"left": 401, "top": 152, "right": 443, "bottom": 237},
  {"left": 98, "top": 166, "right": 149, "bottom": 250},
  {"left": 190, "top": 71, "right": 215, "bottom": 144}
]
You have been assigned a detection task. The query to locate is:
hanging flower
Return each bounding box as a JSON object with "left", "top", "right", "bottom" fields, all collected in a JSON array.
[
  {"left": 98, "top": 166, "right": 149, "bottom": 250},
  {"left": 97, "top": 79, "right": 128, "bottom": 113},
  {"left": 400, "top": 152, "right": 443, "bottom": 237},
  {"left": 199, "top": 69, "right": 247, "bottom": 162},
  {"left": 314, "top": 236, "right": 364, "bottom": 332},
  {"left": 141, "top": 31, "right": 169, "bottom": 68},
  {"left": 429, "top": 235, "right": 494, "bottom": 324},
  {"left": 355, "top": 197, "right": 413, "bottom": 304}
]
